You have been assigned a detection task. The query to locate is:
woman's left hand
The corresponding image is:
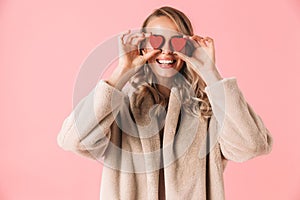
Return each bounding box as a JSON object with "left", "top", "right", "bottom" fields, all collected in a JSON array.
[{"left": 174, "top": 35, "right": 223, "bottom": 86}]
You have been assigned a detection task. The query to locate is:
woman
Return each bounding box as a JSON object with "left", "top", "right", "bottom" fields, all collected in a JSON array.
[{"left": 57, "top": 6, "right": 273, "bottom": 200}]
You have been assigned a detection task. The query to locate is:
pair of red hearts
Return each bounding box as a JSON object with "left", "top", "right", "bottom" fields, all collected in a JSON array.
[{"left": 149, "top": 35, "right": 187, "bottom": 52}]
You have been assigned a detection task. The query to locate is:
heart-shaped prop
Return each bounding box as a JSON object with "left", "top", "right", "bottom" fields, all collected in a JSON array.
[
  {"left": 170, "top": 37, "right": 187, "bottom": 52},
  {"left": 149, "top": 35, "right": 164, "bottom": 49}
]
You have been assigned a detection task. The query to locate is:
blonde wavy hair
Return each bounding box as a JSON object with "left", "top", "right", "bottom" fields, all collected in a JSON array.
[{"left": 129, "top": 6, "right": 212, "bottom": 119}]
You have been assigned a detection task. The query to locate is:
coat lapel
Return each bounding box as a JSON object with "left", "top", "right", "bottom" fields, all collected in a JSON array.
[
  {"left": 163, "top": 87, "right": 182, "bottom": 147},
  {"left": 130, "top": 87, "right": 182, "bottom": 171}
]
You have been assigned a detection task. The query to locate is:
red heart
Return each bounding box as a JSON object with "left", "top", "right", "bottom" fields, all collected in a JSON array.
[
  {"left": 171, "top": 37, "right": 187, "bottom": 51},
  {"left": 149, "top": 35, "right": 164, "bottom": 49}
]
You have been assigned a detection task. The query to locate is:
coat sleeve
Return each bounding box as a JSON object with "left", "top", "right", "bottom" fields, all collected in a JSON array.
[
  {"left": 56, "top": 79, "right": 128, "bottom": 160},
  {"left": 205, "top": 77, "right": 273, "bottom": 163}
]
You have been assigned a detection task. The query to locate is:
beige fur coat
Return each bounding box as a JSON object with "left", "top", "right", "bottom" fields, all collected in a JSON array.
[{"left": 57, "top": 77, "right": 273, "bottom": 200}]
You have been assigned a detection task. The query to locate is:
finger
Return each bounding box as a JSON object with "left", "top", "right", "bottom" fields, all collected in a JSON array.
[
  {"left": 191, "top": 35, "right": 207, "bottom": 47},
  {"left": 126, "top": 32, "right": 145, "bottom": 44},
  {"left": 173, "top": 51, "right": 194, "bottom": 64},
  {"left": 204, "top": 36, "right": 214, "bottom": 42},
  {"left": 132, "top": 49, "right": 161, "bottom": 67},
  {"left": 174, "top": 51, "right": 202, "bottom": 72},
  {"left": 134, "top": 37, "right": 147, "bottom": 46},
  {"left": 127, "top": 35, "right": 142, "bottom": 44},
  {"left": 142, "top": 49, "right": 161, "bottom": 62},
  {"left": 125, "top": 32, "right": 145, "bottom": 43},
  {"left": 119, "top": 29, "right": 131, "bottom": 46},
  {"left": 144, "top": 32, "right": 152, "bottom": 37},
  {"left": 185, "top": 36, "right": 199, "bottom": 48},
  {"left": 199, "top": 38, "right": 207, "bottom": 47},
  {"left": 204, "top": 37, "right": 214, "bottom": 46},
  {"left": 191, "top": 35, "right": 203, "bottom": 40}
]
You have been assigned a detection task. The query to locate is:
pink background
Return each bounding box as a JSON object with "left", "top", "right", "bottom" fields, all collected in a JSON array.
[{"left": 1, "top": 0, "right": 300, "bottom": 199}]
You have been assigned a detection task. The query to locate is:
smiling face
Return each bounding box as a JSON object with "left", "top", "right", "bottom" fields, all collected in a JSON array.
[{"left": 142, "top": 16, "right": 186, "bottom": 79}]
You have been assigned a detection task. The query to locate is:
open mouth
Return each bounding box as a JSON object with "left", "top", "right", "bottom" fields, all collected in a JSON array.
[{"left": 156, "top": 59, "right": 176, "bottom": 68}]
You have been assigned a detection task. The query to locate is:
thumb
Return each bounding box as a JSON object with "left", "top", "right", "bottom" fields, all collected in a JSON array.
[
  {"left": 132, "top": 49, "right": 161, "bottom": 67},
  {"left": 173, "top": 51, "right": 193, "bottom": 64},
  {"left": 174, "top": 51, "right": 200, "bottom": 73},
  {"left": 142, "top": 49, "right": 162, "bottom": 61}
]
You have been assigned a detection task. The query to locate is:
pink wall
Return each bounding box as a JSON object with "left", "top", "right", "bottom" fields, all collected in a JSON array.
[{"left": 1, "top": 0, "right": 300, "bottom": 199}]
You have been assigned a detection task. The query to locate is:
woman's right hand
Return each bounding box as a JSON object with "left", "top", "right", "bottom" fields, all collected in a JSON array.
[
  {"left": 118, "top": 29, "right": 161, "bottom": 71},
  {"left": 107, "top": 30, "right": 161, "bottom": 89}
]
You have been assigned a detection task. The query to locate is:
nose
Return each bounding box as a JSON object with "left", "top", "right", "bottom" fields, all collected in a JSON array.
[
  {"left": 161, "top": 49, "right": 172, "bottom": 54},
  {"left": 160, "top": 40, "right": 172, "bottom": 54}
]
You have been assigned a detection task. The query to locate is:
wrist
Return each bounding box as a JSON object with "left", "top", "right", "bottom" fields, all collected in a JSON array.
[
  {"left": 201, "top": 69, "right": 223, "bottom": 86},
  {"left": 107, "top": 65, "right": 135, "bottom": 90}
]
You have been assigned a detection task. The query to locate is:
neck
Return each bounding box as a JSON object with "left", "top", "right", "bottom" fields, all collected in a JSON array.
[{"left": 155, "top": 76, "right": 174, "bottom": 98}]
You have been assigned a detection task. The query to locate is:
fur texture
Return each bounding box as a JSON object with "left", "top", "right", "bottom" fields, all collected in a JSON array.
[{"left": 57, "top": 77, "right": 273, "bottom": 200}]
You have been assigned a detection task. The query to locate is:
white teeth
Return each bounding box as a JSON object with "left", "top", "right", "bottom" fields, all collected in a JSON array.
[{"left": 157, "top": 59, "right": 175, "bottom": 64}]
